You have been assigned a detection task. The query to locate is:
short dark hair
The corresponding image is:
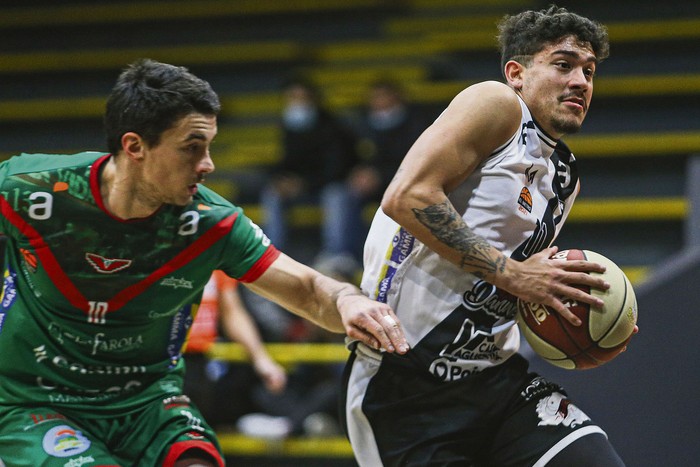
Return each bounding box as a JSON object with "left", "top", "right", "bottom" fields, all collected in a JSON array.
[
  {"left": 497, "top": 5, "right": 609, "bottom": 75},
  {"left": 104, "top": 59, "right": 220, "bottom": 155},
  {"left": 370, "top": 77, "right": 405, "bottom": 96},
  {"left": 281, "top": 74, "right": 322, "bottom": 103}
]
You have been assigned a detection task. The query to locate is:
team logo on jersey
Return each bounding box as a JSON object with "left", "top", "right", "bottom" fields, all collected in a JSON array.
[
  {"left": 163, "top": 395, "right": 192, "bottom": 410},
  {"left": 521, "top": 376, "right": 563, "bottom": 402},
  {"left": 29, "top": 412, "right": 67, "bottom": 428},
  {"left": 42, "top": 425, "right": 91, "bottom": 458},
  {"left": 525, "top": 163, "right": 538, "bottom": 184},
  {"left": 1, "top": 268, "right": 18, "bottom": 312},
  {"left": 180, "top": 409, "right": 206, "bottom": 432},
  {"left": 535, "top": 392, "right": 590, "bottom": 428},
  {"left": 53, "top": 181, "right": 69, "bottom": 192},
  {"left": 85, "top": 253, "right": 132, "bottom": 274},
  {"left": 63, "top": 456, "right": 95, "bottom": 467},
  {"left": 0, "top": 268, "right": 16, "bottom": 334},
  {"left": 517, "top": 187, "right": 533, "bottom": 213},
  {"left": 20, "top": 248, "right": 38, "bottom": 273},
  {"left": 462, "top": 280, "right": 517, "bottom": 320},
  {"left": 161, "top": 277, "right": 193, "bottom": 289},
  {"left": 185, "top": 431, "right": 206, "bottom": 440}
]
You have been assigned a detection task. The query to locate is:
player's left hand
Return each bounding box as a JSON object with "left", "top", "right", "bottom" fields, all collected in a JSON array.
[
  {"left": 337, "top": 293, "right": 409, "bottom": 354},
  {"left": 252, "top": 355, "right": 288, "bottom": 394},
  {"left": 621, "top": 325, "right": 640, "bottom": 353}
]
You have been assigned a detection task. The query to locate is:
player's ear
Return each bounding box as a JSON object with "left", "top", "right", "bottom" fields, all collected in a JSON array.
[
  {"left": 121, "top": 132, "right": 146, "bottom": 161},
  {"left": 504, "top": 60, "right": 526, "bottom": 90}
]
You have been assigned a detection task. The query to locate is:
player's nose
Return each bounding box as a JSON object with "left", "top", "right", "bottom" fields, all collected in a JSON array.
[{"left": 199, "top": 151, "right": 215, "bottom": 174}]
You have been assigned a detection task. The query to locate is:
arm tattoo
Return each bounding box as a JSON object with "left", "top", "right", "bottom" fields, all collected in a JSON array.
[{"left": 412, "top": 200, "right": 506, "bottom": 277}]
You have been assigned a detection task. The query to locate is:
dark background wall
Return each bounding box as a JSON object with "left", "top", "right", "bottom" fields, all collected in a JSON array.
[{"left": 0, "top": 1, "right": 699, "bottom": 465}]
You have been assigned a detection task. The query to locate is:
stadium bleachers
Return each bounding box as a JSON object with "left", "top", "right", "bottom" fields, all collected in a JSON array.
[{"left": 1, "top": 0, "right": 698, "bottom": 464}]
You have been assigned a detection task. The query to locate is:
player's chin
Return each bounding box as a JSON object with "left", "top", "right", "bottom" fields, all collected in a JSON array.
[
  {"left": 178, "top": 184, "right": 200, "bottom": 201},
  {"left": 552, "top": 116, "right": 583, "bottom": 135},
  {"left": 172, "top": 193, "right": 194, "bottom": 206}
]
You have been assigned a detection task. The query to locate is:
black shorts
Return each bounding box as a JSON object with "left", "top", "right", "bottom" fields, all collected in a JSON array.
[{"left": 343, "top": 348, "right": 619, "bottom": 466}]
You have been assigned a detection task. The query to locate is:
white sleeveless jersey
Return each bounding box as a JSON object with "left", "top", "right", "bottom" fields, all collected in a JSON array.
[{"left": 361, "top": 96, "right": 580, "bottom": 382}]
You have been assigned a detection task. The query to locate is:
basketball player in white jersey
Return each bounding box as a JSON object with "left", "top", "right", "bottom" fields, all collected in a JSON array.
[{"left": 343, "top": 5, "right": 629, "bottom": 466}]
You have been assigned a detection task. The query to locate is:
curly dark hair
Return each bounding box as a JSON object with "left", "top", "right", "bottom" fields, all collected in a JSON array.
[
  {"left": 497, "top": 5, "right": 609, "bottom": 76},
  {"left": 104, "top": 59, "right": 221, "bottom": 155}
]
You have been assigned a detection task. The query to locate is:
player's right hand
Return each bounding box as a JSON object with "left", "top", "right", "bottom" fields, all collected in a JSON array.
[{"left": 498, "top": 246, "right": 610, "bottom": 326}]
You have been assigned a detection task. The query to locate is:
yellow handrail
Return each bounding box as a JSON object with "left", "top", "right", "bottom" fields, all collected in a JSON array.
[{"left": 207, "top": 342, "right": 349, "bottom": 364}]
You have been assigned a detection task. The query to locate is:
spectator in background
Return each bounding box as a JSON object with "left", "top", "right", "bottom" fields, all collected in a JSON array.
[
  {"left": 320, "top": 79, "right": 429, "bottom": 262},
  {"left": 184, "top": 270, "right": 287, "bottom": 429},
  {"left": 235, "top": 255, "right": 353, "bottom": 439},
  {"left": 261, "top": 76, "right": 358, "bottom": 256}
]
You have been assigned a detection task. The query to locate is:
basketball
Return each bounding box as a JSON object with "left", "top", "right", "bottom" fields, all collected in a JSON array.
[{"left": 517, "top": 249, "right": 638, "bottom": 370}]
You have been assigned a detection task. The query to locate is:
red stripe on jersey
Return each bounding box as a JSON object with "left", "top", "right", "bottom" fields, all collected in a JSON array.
[
  {"left": 1, "top": 194, "right": 238, "bottom": 317},
  {"left": 238, "top": 245, "right": 280, "bottom": 283},
  {"left": 0, "top": 197, "right": 88, "bottom": 311},
  {"left": 107, "top": 213, "right": 238, "bottom": 311}
]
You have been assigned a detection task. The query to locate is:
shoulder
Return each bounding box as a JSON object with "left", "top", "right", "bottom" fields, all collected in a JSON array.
[
  {"left": 436, "top": 81, "right": 522, "bottom": 154},
  {"left": 0, "top": 152, "right": 106, "bottom": 193},
  {"left": 185, "top": 186, "right": 247, "bottom": 235},
  {"left": 449, "top": 81, "right": 521, "bottom": 117},
  {"left": 194, "top": 184, "right": 239, "bottom": 211},
  {"left": 1, "top": 151, "right": 105, "bottom": 176}
]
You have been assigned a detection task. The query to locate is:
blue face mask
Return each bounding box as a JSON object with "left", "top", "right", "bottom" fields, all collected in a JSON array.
[{"left": 282, "top": 103, "right": 318, "bottom": 131}]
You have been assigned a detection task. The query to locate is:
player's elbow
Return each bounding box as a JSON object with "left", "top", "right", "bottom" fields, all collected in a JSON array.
[
  {"left": 381, "top": 179, "right": 435, "bottom": 226},
  {"left": 380, "top": 182, "right": 408, "bottom": 222}
]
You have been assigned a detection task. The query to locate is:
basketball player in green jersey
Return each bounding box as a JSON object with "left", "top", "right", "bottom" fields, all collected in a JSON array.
[{"left": 0, "top": 59, "right": 408, "bottom": 466}]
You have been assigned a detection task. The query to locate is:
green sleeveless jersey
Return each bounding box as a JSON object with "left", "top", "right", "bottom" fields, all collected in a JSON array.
[{"left": 0, "top": 152, "right": 279, "bottom": 413}]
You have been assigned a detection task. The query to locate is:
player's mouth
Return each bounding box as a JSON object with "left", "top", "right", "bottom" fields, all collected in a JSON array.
[
  {"left": 561, "top": 96, "right": 586, "bottom": 112},
  {"left": 188, "top": 176, "right": 205, "bottom": 195}
]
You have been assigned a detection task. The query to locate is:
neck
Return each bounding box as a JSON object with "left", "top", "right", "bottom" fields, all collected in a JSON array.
[{"left": 100, "top": 156, "right": 160, "bottom": 220}]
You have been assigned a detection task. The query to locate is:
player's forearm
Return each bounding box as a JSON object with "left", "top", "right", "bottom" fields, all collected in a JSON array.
[
  {"left": 245, "top": 255, "right": 346, "bottom": 333},
  {"left": 385, "top": 196, "right": 508, "bottom": 284},
  {"left": 307, "top": 273, "right": 357, "bottom": 333},
  {"left": 413, "top": 199, "right": 507, "bottom": 280}
]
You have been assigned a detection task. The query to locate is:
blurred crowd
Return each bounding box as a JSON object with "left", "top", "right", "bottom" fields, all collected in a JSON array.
[{"left": 184, "top": 75, "right": 433, "bottom": 439}]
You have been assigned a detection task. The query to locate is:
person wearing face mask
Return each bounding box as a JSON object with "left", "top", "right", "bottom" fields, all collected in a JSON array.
[
  {"left": 260, "top": 77, "right": 359, "bottom": 256},
  {"left": 318, "top": 79, "right": 430, "bottom": 263}
]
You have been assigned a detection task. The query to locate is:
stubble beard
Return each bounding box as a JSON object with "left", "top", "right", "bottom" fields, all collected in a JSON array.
[{"left": 550, "top": 115, "right": 583, "bottom": 136}]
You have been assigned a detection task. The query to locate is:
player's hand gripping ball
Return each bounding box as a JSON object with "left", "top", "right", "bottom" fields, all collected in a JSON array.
[{"left": 517, "top": 249, "right": 638, "bottom": 370}]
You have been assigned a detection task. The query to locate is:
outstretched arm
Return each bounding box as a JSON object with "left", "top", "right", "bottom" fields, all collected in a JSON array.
[{"left": 244, "top": 253, "right": 409, "bottom": 354}]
